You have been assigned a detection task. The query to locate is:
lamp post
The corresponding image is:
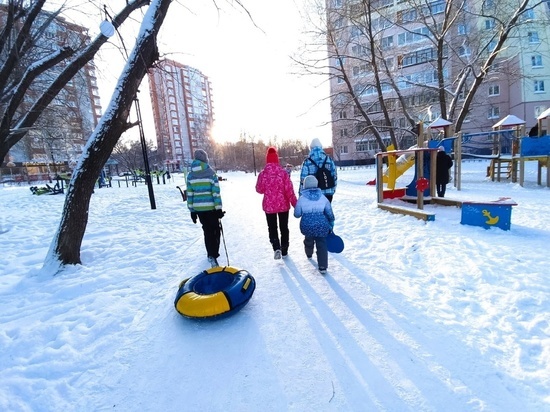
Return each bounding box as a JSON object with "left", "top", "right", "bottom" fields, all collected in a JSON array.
[
  {"left": 134, "top": 95, "right": 156, "bottom": 209},
  {"left": 251, "top": 140, "right": 257, "bottom": 176},
  {"left": 100, "top": 14, "right": 156, "bottom": 209}
]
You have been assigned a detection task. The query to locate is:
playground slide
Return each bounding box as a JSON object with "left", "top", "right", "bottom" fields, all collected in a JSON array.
[{"left": 367, "top": 145, "right": 416, "bottom": 186}]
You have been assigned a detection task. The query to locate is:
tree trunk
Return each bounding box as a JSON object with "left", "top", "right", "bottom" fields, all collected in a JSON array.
[{"left": 45, "top": 0, "right": 173, "bottom": 268}]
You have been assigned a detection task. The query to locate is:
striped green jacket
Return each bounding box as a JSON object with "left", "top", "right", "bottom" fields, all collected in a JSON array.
[{"left": 186, "top": 160, "right": 222, "bottom": 212}]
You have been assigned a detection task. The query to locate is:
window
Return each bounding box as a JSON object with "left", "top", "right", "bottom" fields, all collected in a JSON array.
[
  {"left": 351, "top": 26, "right": 362, "bottom": 38},
  {"left": 534, "top": 80, "right": 545, "bottom": 92},
  {"left": 488, "top": 107, "right": 500, "bottom": 119},
  {"left": 485, "top": 19, "right": 495, "bottom": 30},
  {"left": 340, "top": 129, "right": 348, "bottom": 137},
  {"left": 397, "top": 27, "right": 432, "bottom": 46},
  {"left": 488, "top": 85, "right": 500, "bottom": 96},
  {"left": 353, "top": 64, "right": 371, "bottom": 76},
  {"left": 531, "top": 55, "right": 543, "bottom": 67},
  {"left": 488, "top": 40, "right": 497, "bottom": 52},
  {"left": 535, "top": 106, "right": 546, "bottom": 117},
  {"left": 528, "top": 31, "right": 540, "bottom": 43},
  {"left": 381, "top": 35, "right": 394, "bottom": 50},
  {"left": 356, "top": 141, "right": 370, "bottom": 152},
  {"left": 459, "top": 46, "right": 471, "bottom": 57},
  {"left": 339, "top": 145, "right": 348, "bottom": 154},
  {"left": 339, "top": 111, "right": 347, "bottom": 119},
  {"left": 427, "top": 1, "right": 445, "bottom": 14},
  {"left": 402, "top": 9, "right": 417, "bottom": 22},
  {"left": 458, "top": 24, "right": 468, "bottom": 35},
  {"left": 351, "top": 45, "right": 369, "bottom": 57},
  {"left": 522, "top": 9, "right": 535, "bottom": 19}
]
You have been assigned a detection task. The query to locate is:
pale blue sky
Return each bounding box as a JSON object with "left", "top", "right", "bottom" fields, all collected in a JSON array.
[{"left": 91, "top": 0, "right": 333, "bottom": 146}]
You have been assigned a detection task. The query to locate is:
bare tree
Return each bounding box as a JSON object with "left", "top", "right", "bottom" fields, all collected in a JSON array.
[
  {"left": 0, "top": 0, "right": 150, "bottom": 163},
  {"left": 298, "top": 0, "right": 541, "bottom": 153},
  {"left": 111, "top": 137, "right": 157, "bottom": 173},
  {"left": 44, "top": 0, "right": 173, "bottom": 268}
]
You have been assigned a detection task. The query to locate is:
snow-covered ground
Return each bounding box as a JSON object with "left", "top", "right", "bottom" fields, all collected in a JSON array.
[{"left": 0, "top": 159, "right": 548, "bottom": 411}]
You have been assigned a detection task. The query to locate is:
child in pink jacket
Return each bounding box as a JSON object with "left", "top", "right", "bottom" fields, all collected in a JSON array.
[{"left": 256, "top": 147, "right": 298, "bottom": 259}]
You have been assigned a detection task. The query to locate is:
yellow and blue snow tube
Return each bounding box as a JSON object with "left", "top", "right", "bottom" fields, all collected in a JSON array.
[{"left": 174, "top": 266, "right": 256, "bottom": 319}]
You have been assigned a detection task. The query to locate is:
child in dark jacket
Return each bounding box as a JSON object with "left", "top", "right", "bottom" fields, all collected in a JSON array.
[
  {"left": 294, "top": 175, "right": 335, "bottom": 274},
  {"left": 436, "top": 146, "right": 454, "bottom": 198}
]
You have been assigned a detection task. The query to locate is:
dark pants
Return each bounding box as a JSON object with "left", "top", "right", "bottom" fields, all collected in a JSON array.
[
  {"left": 436, "top": 183, "right": 447, "bottom": 197},
  {"left": 265, "top": 211, "right": 289, "bottom": 253},
  {"left": 198, "top": 210, "right": 221, "bottom": 258},
  {"left": 304, "top": 236, "right": 328, "bottom": 269}
]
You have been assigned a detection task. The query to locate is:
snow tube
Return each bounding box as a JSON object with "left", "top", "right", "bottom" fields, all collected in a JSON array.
[{"left": 174, "top": 266, "right": 256, "bottom": 319}]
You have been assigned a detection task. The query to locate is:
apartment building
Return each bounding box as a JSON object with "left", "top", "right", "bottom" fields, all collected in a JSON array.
[
  {"left": 326, "top": 0, "right": 550, "bottom": 165},
  {"left": 0, "top": 5, "right": 102, "bottom": 168},
  {"left": 147, "top": 60, "right": 214, "bottom": 170}
]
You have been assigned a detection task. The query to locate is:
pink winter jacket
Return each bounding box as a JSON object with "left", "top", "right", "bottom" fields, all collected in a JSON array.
[{"left": 256, "top": 163, "right": 298, "bottom": 214}]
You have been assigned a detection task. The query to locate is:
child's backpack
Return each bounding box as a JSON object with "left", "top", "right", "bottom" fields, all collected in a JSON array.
[{"left": 308, "top": 156, "right": 335, "bottom": 190}]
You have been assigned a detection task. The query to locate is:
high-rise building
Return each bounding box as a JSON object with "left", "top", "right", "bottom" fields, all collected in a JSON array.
[
  {"left": 147, "top": 59, "right": 214, "bottom": 170},
  {"left": 325, "top": 0, "right": 550, "bottom": 165},
  {"left": 0, "top": 5, "right": 102, "bottom": 168}
]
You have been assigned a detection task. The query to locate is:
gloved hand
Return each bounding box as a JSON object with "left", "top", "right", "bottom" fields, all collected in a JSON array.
[
  {"left": 215, "top": 210, "right": 225, "bottom": 219},
  {"left": 190, "top": 212, "right": 198, "bottom": 224}
]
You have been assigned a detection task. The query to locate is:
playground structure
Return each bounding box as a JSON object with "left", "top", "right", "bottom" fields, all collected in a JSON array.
[
  {"left": 373, "top": 115, "right": 548, "bottom": 226},
  {"left": 375, "top": 121, "right": 441, "bottom": 221}
]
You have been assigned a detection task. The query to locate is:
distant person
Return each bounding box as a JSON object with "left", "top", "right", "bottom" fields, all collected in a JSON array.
[
  {"left": 285, "top": 163, "right": 293, "bottom": 176},
  {"left": 186, "top": 149, "right": 225, "bottom": 267},
  {"left": 300, "top": 138, "right": 337, "bottom": 202},
  {"left": 256, "top": 147, "right": 297, "bottom": 259},
  {"left": 528, "top": 124, "right": 539, "bottom": 137},
  {"left": 436, "top": 146, "right": 453, "bottom": 198},
  {"left": 294, "top": 175, "right": 335, "bottom": 274}
]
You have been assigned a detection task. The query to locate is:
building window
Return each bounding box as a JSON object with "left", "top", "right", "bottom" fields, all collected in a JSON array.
[
  {"left": 535, "top": 106, "right": 546, "bottom": 117},
  {"left": 488, "top": 106, "right": 500, "bottom": 119},
  {"left": 534, "top": 80, "right": 545, "bottom": 93},
  {"left": 427, "top": 1, "right": 445, "bottom": 14},
  {"left": 488, "top": 85, "right": 500, "bottom": 96},
  {"left": 351, "top": 45, "right": 369, "bottom": 57},
  {"left": 340, "top": 129, "right": 348, "bottom": 137},
  {"left": 484, "top": 19, "right": 495, "bottom": 30},
  {"left": 339, "top": 111, "right": 347, "bottom": 119},
  {"left": 353, "top": 64, "right": 371, "bottom": 76},
  {"left": 339, "top": 145, "right": 348, "bottom": 154},
  {"left": 356, "top": 141, "right": 370, "bottom": 152},
  {"left": 528, "top": 31, "right": 540, "bottom": 43},
  {"left": 531, "top": 55, "right": 543, "bottom": 67},
  {"left": 522, "top": 9, "right": 535, "bottom": 20},
  {"left": 458, "top": 24, "right": 468, "bottom": 35},
  {"left": 459, "top": 46, "right": 471, "bottom": 57},
  {"left": 381, "top": 35, "right": 394, "bottom": 50}
]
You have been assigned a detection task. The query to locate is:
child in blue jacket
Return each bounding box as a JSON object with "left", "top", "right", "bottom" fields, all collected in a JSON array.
[{"left": 294, "top": 175, "right": 335, "bottom": 274}]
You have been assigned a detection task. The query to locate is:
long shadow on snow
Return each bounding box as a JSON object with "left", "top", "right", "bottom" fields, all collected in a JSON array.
[{"left": 328, "top": 252, "right": 531, "bottom": 411}]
